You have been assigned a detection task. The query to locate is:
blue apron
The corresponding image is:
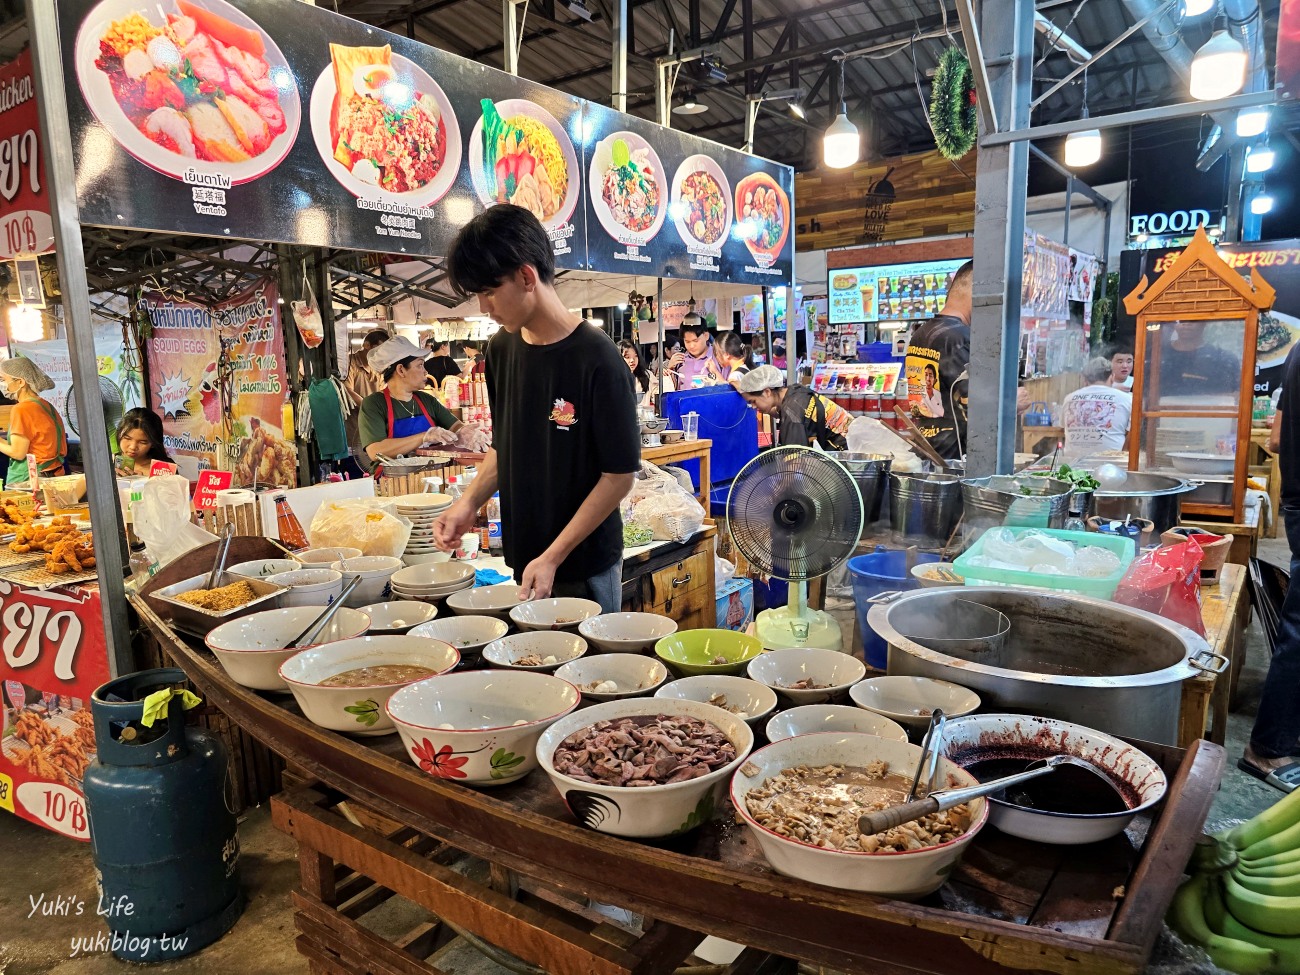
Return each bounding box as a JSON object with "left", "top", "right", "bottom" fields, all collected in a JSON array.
[{"left": 377, "top": 390, "right": 436, "bottom": 477}]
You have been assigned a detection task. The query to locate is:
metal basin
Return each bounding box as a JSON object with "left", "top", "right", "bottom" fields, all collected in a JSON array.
[
  {"left": 866, "top": 586, "right": 1225, "bottom": 744},
  {"left": 889, "top": 472, "right": 962, "bottom": 545},
  {"left": 1085, "top": 471, "right": 1197, "bottom": 534},
  {"left": 824, "top": 451, "right": 892, "bottom": 525},
  {"left": 960, "top": 475, "right": 1073, "bottom": 550}
]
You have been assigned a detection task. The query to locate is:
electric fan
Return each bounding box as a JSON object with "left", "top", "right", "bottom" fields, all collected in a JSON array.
[
  {"left": 65, "top": 376, "right": 126, "bottom": 441},
  {"left": 727, "top": 446, "right": 864, "bottom": 651}
]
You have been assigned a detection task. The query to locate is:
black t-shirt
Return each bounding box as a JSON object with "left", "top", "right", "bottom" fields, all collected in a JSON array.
[
  {"left": 1277, "top": 344, "right": 1300, "bottom": 506},
  {"left": 486, "top": 321, "right": 641, "bottom": 582},
  {"left": 905, "top": 314, "right": 969, "bottom": 459},
  {"left": 425, "top": 354, "right": 460, "bottom": 387}
]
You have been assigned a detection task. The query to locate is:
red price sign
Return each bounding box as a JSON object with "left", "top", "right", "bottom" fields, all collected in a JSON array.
[
  {"left": 148, "top": 461, "right": 178, "bottom": 477},
  {"left": 193, "top": 470, "right": 233, "bottom": 511}
]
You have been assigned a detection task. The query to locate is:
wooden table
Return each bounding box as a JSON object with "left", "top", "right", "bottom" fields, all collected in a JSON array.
[
  {"left": 641, "top": 438, "right": 711, "bottom": 507},
  {"left": 1178, "top": 562, "right": 1252, "bottom": 749},
  {"left": 1182, "top": 498, "right": 1262, "bottom": 567},
  {"left": 1250, "top": 428, "right": 1280, "bottom": 538},
  {"left": 1022, "top": 425, "right": 1063, "bottom": 454}
]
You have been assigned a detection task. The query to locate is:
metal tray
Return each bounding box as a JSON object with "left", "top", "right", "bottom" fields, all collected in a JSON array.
[{"left": 146, "top": 572, "right": 284, "bottom": 639}]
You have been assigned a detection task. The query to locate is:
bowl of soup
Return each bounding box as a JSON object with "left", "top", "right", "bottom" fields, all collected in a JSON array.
[{"left": 279, "top": 635, "right": 460, "bottom": 736}]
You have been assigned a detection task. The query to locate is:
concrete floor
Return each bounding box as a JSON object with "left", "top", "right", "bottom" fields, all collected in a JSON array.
[{"left": 0, "top": 537, "right": 1291, "bottom": 975}]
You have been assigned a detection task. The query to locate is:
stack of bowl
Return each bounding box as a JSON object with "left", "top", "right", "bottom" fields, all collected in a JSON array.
[
  {"left": 390, "top": 562, "right": 476, "bottom": 603},
  {"left": 330, "top": 555, "right": 403, "bottom": 608},
  {"left": 394, "top": 493, "right": 454, "bottom": 565}
]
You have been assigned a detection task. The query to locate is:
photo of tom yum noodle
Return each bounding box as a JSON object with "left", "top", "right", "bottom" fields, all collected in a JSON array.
[
  {"left": 76, "top": 0, "right": 301, "bottom": 181},
  {"left": 671, "top": 154, "right": 732, "bottom": 252},
  {"left": 471, "top": 98, "right": 578, "bottom": 228},
  {"left": 310, "top": 42, "right": 461, "bottom": 207}
]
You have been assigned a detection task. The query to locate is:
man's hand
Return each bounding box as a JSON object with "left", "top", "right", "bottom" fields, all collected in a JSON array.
[
  {"left": 432, "top": 500, "right": 477, "bottom": 551},
  {"left": 421, "top": 427, "right": 458, "bottom": 447},
  {"left": 668, "top": 351, "right": 686, "bottom": 371},
  {"left": 519, "top": 554, "right": 559, "bottom": 602}
]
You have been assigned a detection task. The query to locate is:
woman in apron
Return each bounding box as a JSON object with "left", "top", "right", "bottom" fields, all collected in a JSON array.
[
  {"left": 357, "top": 336, "right": 488, "bottom": 472},
  {"left": 0, "top": 357, "right": 68, "bottom": 487}
]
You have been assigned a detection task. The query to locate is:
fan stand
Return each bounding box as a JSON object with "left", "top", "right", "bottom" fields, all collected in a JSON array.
[{"left": 755, "top": 581, "right": 843, "bottom": 651}]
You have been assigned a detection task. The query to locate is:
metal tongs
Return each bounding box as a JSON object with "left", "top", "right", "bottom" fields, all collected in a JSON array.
[
  {"left": 283, "top": 576, "right": 364, "bottom": 651},
  {"left": 907, "top": 708, "right": 947, "bottom": 803},
  {"left": 205, "top": 523, "right": 236, "bottom": 591}
]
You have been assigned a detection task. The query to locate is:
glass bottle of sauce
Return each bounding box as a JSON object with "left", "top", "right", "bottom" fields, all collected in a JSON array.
[{"left": 274, "top": 494, "right": 309, "bottom": 551}]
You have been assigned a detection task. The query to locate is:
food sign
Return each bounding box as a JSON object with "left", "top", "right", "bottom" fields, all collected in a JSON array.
[
  {"left": 58, "top": 0, "right": 793, "bottom": 287},
  {"left": 0, "top": 581, "right": 110, "bottom": 840},
  {"left": 0, "top": 51, "right": 54, "bottom": 260}
]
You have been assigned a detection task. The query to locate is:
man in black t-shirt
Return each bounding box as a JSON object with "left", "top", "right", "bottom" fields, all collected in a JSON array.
[
  {"left": 905, "top": 261, "right": 971, "bottom": 459},
  {"left": 1242, "top": 344, "right": 1300, "bottom": 791},
  {"left": 433, "top": 205, "right": 640, "bottom": 611}
]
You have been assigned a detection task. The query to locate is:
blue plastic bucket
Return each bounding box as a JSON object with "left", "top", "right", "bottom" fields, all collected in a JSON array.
[{"left": 849, "top": 547, "right": 941, "bottom": 670}]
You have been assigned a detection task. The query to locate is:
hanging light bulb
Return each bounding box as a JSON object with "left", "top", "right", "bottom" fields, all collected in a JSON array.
[
  {"left": 1062, "top": 69, "right": 1101, "bottom": 167},
  {"left": 1246, "top": 141, "right": 1275, "bottom": 173},
  {"left": 1236, "top": 107, "right": 1269, "bottom": 138},
  {"left": 682, "top": 296, "right": 703, "bottom": 328},
  {"left": 822, "top": 58, "right": 860, "bottom": 169},
  {"left": 1190, "top": 27, "right": 1247, "bottom": 100},
  {"left": 1250, "top": 193, "right": 1274, "bottom": 215}
]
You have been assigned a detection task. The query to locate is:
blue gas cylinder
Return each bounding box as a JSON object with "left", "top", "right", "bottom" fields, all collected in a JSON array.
[{"left": 82, "top": 668, "right": 243, "bottom": 962}]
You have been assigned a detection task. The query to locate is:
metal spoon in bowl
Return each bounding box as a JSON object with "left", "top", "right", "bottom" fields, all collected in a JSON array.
[
  {"left": 283, "top": 576, "right": 363, "bottom": 651},
  {"left": 858, "top": 755, "right": 1117, "bottom": 836}
]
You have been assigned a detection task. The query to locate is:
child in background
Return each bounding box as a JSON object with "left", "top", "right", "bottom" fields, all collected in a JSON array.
[{"left": 116, "top": 407, "right": 174, "bottom": 477}]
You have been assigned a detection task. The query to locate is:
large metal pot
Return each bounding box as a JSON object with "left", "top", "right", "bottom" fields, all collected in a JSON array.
[
  {"left": 825, "top": 452, "right": 892, "bottom": 524},
  {"left": 1085, "top": 471, "right": 1198, "bottom": 534},
  {"left": 866, "top": 586, "right": 1226, "bottom": 744}
]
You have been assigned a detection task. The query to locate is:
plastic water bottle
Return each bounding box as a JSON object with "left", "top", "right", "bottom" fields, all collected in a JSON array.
[{"left": 487, "top": 493, "right": 503, "bottom": 555}]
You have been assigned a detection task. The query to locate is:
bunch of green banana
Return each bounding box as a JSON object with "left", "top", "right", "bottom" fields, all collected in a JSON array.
[{"left": 1168, "top": 787, "right": 1300, "bottom": 973}]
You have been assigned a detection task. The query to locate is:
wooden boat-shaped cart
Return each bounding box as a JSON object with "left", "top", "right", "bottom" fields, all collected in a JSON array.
[{"left": 134, "top": 562, "right": 1224, "bottom": 975}]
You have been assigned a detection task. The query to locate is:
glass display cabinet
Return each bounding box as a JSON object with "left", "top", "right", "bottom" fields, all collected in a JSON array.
[{"left": 1123, "top": 227, "right": 1276, "bottom": 520}]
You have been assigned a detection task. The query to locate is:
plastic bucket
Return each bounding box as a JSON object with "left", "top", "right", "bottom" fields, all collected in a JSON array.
[{"left": 849, "top": 547, "right": 941, "bottom": 669}]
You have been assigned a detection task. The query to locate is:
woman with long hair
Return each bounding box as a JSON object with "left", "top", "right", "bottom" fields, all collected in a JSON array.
[{"left": 116, "top": 407, "right": 174, "bottom": 477}]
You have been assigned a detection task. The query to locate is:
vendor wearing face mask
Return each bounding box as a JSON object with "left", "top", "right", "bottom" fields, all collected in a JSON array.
[
  {"left": 358, "top": 336, "right": 486, "bottom": 472},
  {"left": 0, "top": 357, "right": 67, "bottom": 486}
]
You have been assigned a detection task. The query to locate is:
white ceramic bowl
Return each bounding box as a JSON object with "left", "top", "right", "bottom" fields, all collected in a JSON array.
[
  {"left": 445, "top": 583, "right": 530, "bottom": 620},
  {"left": 387, "top": 671, "right": 581, "bottom": 785},
  {"left": 1167, "top": 451, "right": 1235, "bottom": 476},
  {"left": 746, "top": 648, "right": 867, "bottom": 706},
  {"left": 297, "top": 547, "right": 363, "bottom": 565},
  {"left": 267, "top": 568, "right": 344, "bottom": 608},
  {"left": 331, "top": 556, "right": 404, "bottom": 608},
  {"left": 554, "top": 655, "right": 669, "bottom": 701},
  {"left": 510, "top": 597, "right": 603, "bottom": 632},
  {"left": 205, "top": 606, "right": 371, "bottom": 691},
  {"left": 392, "top": 493, "right": 454, "bottom": 510},
  {"left": 730, "top": 733, "right": 988, "bottom": 897},
  {"left": 849, "top": 676, "right": 981, "bottom": 733},
  {"left": 482, "top": 631, "right": 588, "bottom": 672},
  {"left": 654, "top": 675, "right": 777, "bottom": 726},
  {"left": 941, "top": 713, "right": 1168, "bottom": 845},
  {"left": 279, "top": 635, "right": 460, "bottom": 736},
  {"left": 407, "top": 615, "right": 509, "bottom": 656},
  {"left": 765, "top": 705, "right": 909, "bottom": 744},
  {"left": 403, "top": 552, "right": 453, "bottom": 566},
  {"left": 359, "top": 601, "right": 438, "bottom": 634},
  {"left": 578, "top": 612, "right": 678, "bottom": 653},
  {"left": 227, "top": 558, "right": 301, "bottom": 580},
  {"left": 909, "top": 562, "right": 964, "bottom": 589},
  {"left": 536, "top": 697, "right": 753, "bottom": 838},
  {"left": 392, "top": 562, "right": 476, "bottom": 591}
]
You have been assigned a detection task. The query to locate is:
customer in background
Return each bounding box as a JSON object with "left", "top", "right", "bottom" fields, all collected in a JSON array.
[
  {"left": 1107, "top": 345, "right": 1134, "bottom": 391},
  {"left": 435, "top": 204, "right": 640, "bottom": 613},
  {"left": 0, "top": 357, "right": 67, "bottom": 485},
  {"left": 905, "top": 260, "right": 971, "bottom": 459},
  {"left": 1062, "top": 357, "right": 1132, "bottom": 461},
  {"left": 342, "top": 328, "right": 389, "bottom": 475},
  {"left": 358, "top": 336, "right": 464, "bottom": 472},
  {"left": 1243, "top": 342, "right": 1300, "bottom": 792},
  {"left": 461, "top": 340, "right": 486, "bottom": 376},
  {"left": 770, "top": 337, "right": 787, "bottom": 371},
  {"left": 716, "top": 332, "right": 754, "bottom": 387},
  {"left": 670, "top": 321, "right": 722, "bottom": 386},
  {"left": 424, "top": 339, "right": 460, "bottom": 388},
  {"left": 115, "top": 407, "right": 173, "bottom": 477},
  {"left": 738, "top": 364, "right": 850, "bottom": 451},
  {"left": 618, "top": 339, "right": 654, "bottom": 408}
]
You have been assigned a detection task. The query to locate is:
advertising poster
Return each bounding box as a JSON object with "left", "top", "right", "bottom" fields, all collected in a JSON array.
[
  {"left": 144, "top": 280, "right": 293, "bottom": 484},
  {"left": 0, "top": 50, "right": 54, "bottom": 260},
  {"left": 14, "top": 331, "right": 144, "bottom": 439},
  {"left": 828, "top": 259, "right": 964, "bottom": 325},
  {"left": 1118, "top": 241, "right": 1300, "bottom": 397},
  {"left": 1, "top": 582, "right": 111, "bottom": 840}
]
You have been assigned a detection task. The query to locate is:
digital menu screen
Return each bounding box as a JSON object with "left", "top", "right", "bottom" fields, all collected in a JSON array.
[{"left": 827, "top": 258, "right": 968, "bottom": 325}]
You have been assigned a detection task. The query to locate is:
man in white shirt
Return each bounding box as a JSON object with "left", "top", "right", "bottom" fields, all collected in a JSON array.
[
  {"left": 1108, "top": 346, "right": 1134, "bottom": 391},
  {"left": 1063, "top": 357, "right": 1132, "bottom": 461}
]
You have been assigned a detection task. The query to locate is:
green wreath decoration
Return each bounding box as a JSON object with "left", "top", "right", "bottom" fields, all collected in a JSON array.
[{"left": 930, "top": 47, "right": 978, "bottom": 160}]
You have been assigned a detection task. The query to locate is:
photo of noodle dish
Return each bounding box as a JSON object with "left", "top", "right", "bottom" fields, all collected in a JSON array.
[
  {"left": 308, "top": 44, "right": 461, "bottom": 208},
  {"left": 589, "top": 131, "right": 667, "bottom": 247},
  {"left": 74, "top": 0, "right": 301, "bottom": 183},
  {"left": 733, "top": 172, "right": 790, "bottom": 267},
  {"left": 469, "top": 98, "right": 579, "bottom": 231},
  {"left": 670, "top": 154, "right": 732, "bottom": 255}
]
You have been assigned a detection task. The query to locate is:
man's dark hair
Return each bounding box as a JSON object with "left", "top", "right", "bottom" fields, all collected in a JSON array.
[
  {"left": 382, "top": 356, "right": 419, "bottom": 383},
  {"left": 363, "top": 328, "right": 390, "bottom": 348},
  {"left": 951, "top": 260, "right": 973, "bottom": 291},
  {"left": 681, "top": 320, "right": 711, "bottom": 339},
  {"left": 1109, "top": 342, "right": 1134, "bottom": 357},
  {"left": 925, "top": 363, "right": 938, "bottom": 380},
  {"left": 446, "top": 204, "right": 556, "bottom": 296}
]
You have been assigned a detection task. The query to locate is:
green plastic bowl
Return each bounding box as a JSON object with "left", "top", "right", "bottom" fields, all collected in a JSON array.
[{"left": 654, "top": 629, "right": 765, "bottom": 677}]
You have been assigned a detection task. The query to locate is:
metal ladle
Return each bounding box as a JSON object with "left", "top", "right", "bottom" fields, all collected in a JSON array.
[{"left": 858, "top": 754, "right": 1118, "bottom": 836}]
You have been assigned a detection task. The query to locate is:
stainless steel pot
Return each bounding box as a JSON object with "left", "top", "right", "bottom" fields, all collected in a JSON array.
[
  {"left": 889, "top": 472, "right": 962, "bottom": 544},
  {"left": 825, "top": 451, "right": 892, "bottom": 525},
  {"left": 960, "top": 475, "right": 1073, "bottom": 551},
  {"left": 1085, "top": 471, "right": 1198, "bottom": 534},
  {"left": 866, "top": 586, "right": 1225, "bottom": 744}
]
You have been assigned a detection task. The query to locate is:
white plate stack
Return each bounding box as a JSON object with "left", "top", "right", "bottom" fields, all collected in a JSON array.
[
  {"left": 394, "top": 493, "right": 454, "bottom": 566},
  {"left": 389, "top": 561, "right": 476, "bottom": 603}
]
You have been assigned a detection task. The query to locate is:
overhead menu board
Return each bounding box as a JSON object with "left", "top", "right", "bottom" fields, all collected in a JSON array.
[
  {"left": 827, "top": 258, "right": 965, "bottom": 325},
  {"left": 58, "top": 0, "right": 792, "bottom": 287}
]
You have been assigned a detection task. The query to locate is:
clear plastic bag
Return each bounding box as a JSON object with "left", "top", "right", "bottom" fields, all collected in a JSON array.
[
  {"left": 133, "top": 475, "right": 217, "bottom": 571},
  {"left": 627, "top": 463, "right": 705, "bottom": 542},
  {"left": 1112, "top": 537, "right": 1207, "bottom": 637},
  {"left": 309, "top": 498, "right": 412, "bottom": 558}
]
